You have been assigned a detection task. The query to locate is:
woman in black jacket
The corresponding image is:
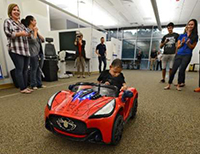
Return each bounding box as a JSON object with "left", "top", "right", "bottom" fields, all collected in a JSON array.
[{"left": 74, "top": 33, "right": 86, "bottom": 78}]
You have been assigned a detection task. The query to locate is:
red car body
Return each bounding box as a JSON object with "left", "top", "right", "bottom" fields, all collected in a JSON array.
[{"left": 45, "top": 82, "right": 138, "bottom": 144}]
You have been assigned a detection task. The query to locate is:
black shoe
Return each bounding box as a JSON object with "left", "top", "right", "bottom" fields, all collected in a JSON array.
[{"left": 160, "top": 79, "right": 165, "bottom": 83}]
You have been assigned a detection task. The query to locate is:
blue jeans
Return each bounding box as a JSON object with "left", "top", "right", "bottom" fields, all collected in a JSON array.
[
  {"left": 36, "top": 55, "right": 44, "bottom": 87},
  {"left": 98, "top": 56, "right": 107, "bottom": 73},
  {"left": 30, "top": 55, "right": 39, "bottom": 87},
  {"left": 9, "top": 52, "right": 30, "bottom": 90}
]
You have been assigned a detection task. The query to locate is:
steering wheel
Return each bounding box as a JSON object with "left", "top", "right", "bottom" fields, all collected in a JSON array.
[
  {"left": 99, "top": 84, "right": 118, "bottom": 91},
  {"left": 68, "top": 82, "right": 95, "bottom": 91},
  {"left": 75, "top": 82, "right": 95, "bottom": 86}
]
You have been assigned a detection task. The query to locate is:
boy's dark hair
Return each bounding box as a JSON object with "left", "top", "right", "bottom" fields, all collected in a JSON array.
[
  {"left": 111, "top": 59, "right": 123, "bottom": 68},
  {"left": 167, "top": 22, "right": 174, "bottom": 28},
  {"left": 101, "top": 37, "right": 104, "bottom": 40}
]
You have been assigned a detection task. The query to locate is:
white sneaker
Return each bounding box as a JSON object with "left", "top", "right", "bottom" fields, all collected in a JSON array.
[{"left": 33, "top": 87, "right": 38, "bottom": 90}]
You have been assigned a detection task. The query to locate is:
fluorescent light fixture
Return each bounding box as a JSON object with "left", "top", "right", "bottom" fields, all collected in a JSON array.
[
  {"left": 46, "top": 0, "right": 117, "bottom": 27},
  {"left": 156, "top": 0, "right": 180, "bottom": 23},
  {"left": 135, "top": 0, "right": 155, "bottom": 24}
]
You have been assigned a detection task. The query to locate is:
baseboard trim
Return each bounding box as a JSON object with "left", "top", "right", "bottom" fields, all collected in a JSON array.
[{"left": 0, "top": 83, "right": 14, "bottom": 90}]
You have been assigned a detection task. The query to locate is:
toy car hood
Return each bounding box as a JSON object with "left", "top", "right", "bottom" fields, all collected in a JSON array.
[{"left": 50, "top": 90, "right": 114, "bottom": 119}]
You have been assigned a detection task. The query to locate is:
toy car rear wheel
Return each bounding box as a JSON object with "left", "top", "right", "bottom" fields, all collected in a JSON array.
[
  {"left": 111, "top": 114, "right": 124, "bottom": 145},
  {"left": 130, "top": 98, "right": 138, "bottom": 119}
]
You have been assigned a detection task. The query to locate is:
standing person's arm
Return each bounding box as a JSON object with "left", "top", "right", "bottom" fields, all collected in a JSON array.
[
  {"left": 79, "top": 39, "right": 83, "bottom": 46},
  {"left": 177, "top": 36, "right": 186, "bottom": 49},
  {"left": 160, "top": 36, "right": 169, "bottom": 48},
  {"left": 186, "top": 39, "right": 197, "bottom": 49},
  {"left": 175, "top": 33, "right": 179, "bottom": 54},
  {"left": 33, "top": 27, "right": 38, "bottom": 39},
  {"left": 74, "top": 38, "right": 78, "bottom": 46},
  {"left": 95, "top": 45, "right": 101, "bottom": 56},
  {"left": 82, "top": 40, "right": 85, "bottom": 48},
  {"left": 150, "top": 53, "right": 152, "bottom": 61},
  {"left": 105, "top": 45, "right": 107, "bottom": 57},
  {"left": 4, "top": 20, "right": 29, "bottom": 38},
  {"left": 38, "top": 32, "right": 44, "bottom": 42}
]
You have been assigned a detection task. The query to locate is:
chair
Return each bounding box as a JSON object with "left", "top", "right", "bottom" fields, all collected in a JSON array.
[
  {"left": 42, "top": 38, "right": 58, "bottom": 81},
  {"left": 44, "top": 38, "right": 57, "bottom": 60}
]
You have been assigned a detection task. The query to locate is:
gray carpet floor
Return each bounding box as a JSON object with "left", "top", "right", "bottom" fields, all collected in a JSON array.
[{"left": 0, "top": 70, "right": 200, "bottom": 154}]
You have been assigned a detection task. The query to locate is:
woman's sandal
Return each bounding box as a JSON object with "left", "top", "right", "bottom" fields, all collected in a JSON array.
[
  {"left": 21, "top": 89, "right": 32, "bottom": 94},
  {"left": 27, "top": 88, "right": 33, "bottom": 92},
  {"left": 164, "top": 86, "right": 170, "bottom": 90},
  {"left": 176, "top": 86, "right": 182, "bottom": 91},
  {"left": 174, "top": 83, "right": 185, "bottom": 87},
  {"left": 179, "top": 83, "right": 185, "bottom": 87}
]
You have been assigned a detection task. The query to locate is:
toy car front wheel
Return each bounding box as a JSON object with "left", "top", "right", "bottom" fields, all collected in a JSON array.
[
  {"left": 130, "top": 98, "right": 138, "bottom": 119},
  {"left": 111, "top": 115, "right": 124, "bottom": 145}
]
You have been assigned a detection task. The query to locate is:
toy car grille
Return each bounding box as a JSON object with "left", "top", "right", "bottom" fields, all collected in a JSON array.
[{"left": 49, "top": 115, "right": 87, "bottom": 135}]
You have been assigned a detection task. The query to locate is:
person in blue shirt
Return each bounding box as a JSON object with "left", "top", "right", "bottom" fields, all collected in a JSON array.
[{"left": 164, "top": 19, "right": 198, "bottom": 91}]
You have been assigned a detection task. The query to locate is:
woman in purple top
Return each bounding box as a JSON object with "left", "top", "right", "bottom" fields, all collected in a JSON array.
[{"left": 164, "top": 19, "right": 198, "bottom": 91}]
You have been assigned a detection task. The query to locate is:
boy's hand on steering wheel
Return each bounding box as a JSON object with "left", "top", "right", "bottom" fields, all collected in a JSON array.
[
  {"left": 105, "top": 81, "right": 110, "bottom": 85},
  {"left": 120, "top": 84, "right": 128, "bottom": 91}
]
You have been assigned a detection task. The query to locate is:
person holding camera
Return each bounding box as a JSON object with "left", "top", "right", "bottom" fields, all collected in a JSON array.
[
  {"left": 160, "top": 22, "right": 179, "bottom": 83},
  {"left": 74, "top": 33, "right": 86, "bottom": 78}
]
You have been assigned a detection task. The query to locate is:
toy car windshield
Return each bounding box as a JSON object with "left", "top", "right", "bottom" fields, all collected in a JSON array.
[{"left": 70, "top": 82, "right": 118, "bottom": 97}]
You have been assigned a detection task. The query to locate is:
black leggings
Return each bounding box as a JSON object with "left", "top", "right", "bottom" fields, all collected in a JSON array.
[{"left": 169, "top": 54, "right": 192, "bottom": 84}]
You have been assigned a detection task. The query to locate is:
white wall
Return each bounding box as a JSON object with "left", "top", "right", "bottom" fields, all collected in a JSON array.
[
  {"left": 0, "top": 0, "right": 51, "bottom": 85},
  {"left": 106, "top": 37, "right": 122, "bottom": 62},
  {"left": 50, "top": 19, "right": 67, "bottom": 30},
  {"left": 105, "top": 38, "right": 122, "bottom": 70},
  {"left": 105, "top": 42, "right": 113, "bottom": 69}
]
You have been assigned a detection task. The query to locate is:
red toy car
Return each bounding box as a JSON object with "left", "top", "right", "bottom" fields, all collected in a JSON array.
[{"left": 45, "top": 82, "right": 138, "bottom": 145}]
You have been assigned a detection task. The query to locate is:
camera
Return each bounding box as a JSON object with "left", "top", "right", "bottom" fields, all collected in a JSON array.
[{"left": 76, "top": 31, "right": 83, "bottom": 39}]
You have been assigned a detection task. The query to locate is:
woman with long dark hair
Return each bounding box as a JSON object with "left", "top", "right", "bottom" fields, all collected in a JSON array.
[
  {"left": 21, "top": 15, "right": 45, "bottom": 90},
  {"left": 164, "top": 19, "right": 198, "bottom": 91}
]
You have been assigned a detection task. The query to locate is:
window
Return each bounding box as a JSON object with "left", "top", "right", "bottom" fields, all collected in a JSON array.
[
  {"left": 136, "top": 39, "right": 151, "bottom": 59},
  {"left": 122, "top": 40, "right": 136, "bottom": 59}
]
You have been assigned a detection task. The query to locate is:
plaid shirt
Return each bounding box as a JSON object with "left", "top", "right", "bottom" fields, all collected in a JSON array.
[{"left": 4, "top": 18, "right": 30, "bottom": 57}]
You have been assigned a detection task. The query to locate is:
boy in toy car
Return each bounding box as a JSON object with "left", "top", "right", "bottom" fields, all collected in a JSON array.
[{"left": 97, "top": 59, "right": 127, "bottom": 92}]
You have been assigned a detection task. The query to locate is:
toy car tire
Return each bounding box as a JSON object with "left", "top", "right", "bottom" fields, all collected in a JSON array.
[
  {"left": 130, "top": 98, "right": 138, "bottom": 119},
  {"left": 111, "top": 114, "right": 124, "bottom": 145}
]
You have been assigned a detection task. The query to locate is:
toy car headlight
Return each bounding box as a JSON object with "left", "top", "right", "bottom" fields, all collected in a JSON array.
[
  {"left": 90, "top": 99, "right": 116, "bottom": 118},
  {"left": 47, "top": 91, "right": 60, "bottom": 110}
]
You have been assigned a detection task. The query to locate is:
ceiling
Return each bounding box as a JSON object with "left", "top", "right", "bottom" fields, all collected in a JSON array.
[{"left": 45, "top": 0, "right": 200, "bottom": 29}]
